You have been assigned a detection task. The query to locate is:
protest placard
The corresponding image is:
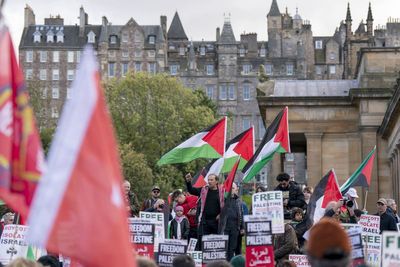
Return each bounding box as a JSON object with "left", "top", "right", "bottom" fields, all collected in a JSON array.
[
  {"left": 288, "top": 254, "right": 310, "bottom": 267},
  {"left": 382, "top": 231, "right": 400, "bottom": 267},
  {"left": 187, "top": 251, "right": 202, "bottom": 267},
  {"left": 252, "top": 191, "right": 284, "bottom": 233},
  {"left": 244, "top": 215, "right": 274, "bottom": 267},
  {"left": 342, "top": 223, "right": 362, "bottom": 231},
  {"left": 362, "top": 233, "right": 381, "bottom": 267},
  {"left": 128, "top": 218, "right": 155, "bottom": 258},
  {"left": 187, "top": 238, "right": 198, "bottom": 252},
  {"left": 0, "top": 225, "right": 29, "bottom": 264},
  {"left": 397, "top": 223, "right": 400, "bottom": 232},
  {"left": 140, "top": 211, "right": 165, "bottom": 252},
  {"left": 345, "top": 227, "right": 365, "bottom": 267},
  {"left": 359, "top": 215, "right": 380, "bottom": 234},
  {"left": 157, "top": 239, "right": 187, "bottom": 267},
  {"left": 202, "top": 235, "right": 229, "bottom": 266}
]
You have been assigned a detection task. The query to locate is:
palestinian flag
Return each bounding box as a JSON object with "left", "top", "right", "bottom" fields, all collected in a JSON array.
[
  {"left": 157, "top": 117, "right": 226, "bottom": 165},
  {"left": 191, "top": 158, "right": 224, "bottom": 188},
  {"left": 305, "top": 169, "right": 342, "bottom": 227},
  {"left": 221, "top": 127, "right": 254, "bottom": 173},
  {"left": 223, "top": 156, "right": 240, "bottom": 199},
  {"left": 242, "top": 107, "right": 290, "bottom": 183},
  {"left": 340, "top": 146, "right": 376, "bottom": 195}
]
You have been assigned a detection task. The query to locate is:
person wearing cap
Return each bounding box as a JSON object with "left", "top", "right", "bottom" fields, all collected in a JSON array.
[
  {"left": 375, "top": 198, "right": 397, "bottom": 233},
  {"left": 275, "top": 173, "right": 306, "bottom": 219},
  {"left": 170, "top": 206, "right": 190, "bottom": 240},
  {"left": 307, "top": 218, "right": 352, "bottom": 267},
  {"left": 339, "top": 188, "right": 359, "bottom": 224},
  {"left": 141, "top": 185, "right": 161, "bottom": 211}
]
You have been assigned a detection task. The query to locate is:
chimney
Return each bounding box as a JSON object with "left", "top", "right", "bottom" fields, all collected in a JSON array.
[
  {"left": 24, "top": 4, "right": 36, "bottom": 28},
  {"left": 160, "top": 15, "right": 167, "bottom": 41},
  {"left": 216, "top": 27, "right": 220, "bottom": 41},
  {"left": 79, "top": 6, "right": 88, "bottom": 37}
]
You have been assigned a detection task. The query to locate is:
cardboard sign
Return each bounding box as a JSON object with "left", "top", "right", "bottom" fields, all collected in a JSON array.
[
  {"left": 252, "top": 191, "right": 284, "bottom": 233},
  {"left": 345, "top": 227, "right": 365, "bottom": 267},
  {"left": 187, "top": 238, "right": 198, "bottom": 252},
  {"left": 140, "top": 211, "right": 165, "bottom": 252},
  {"left": 187, "top": 251, "right": 202, "bottom": 267},
  {"left": 244, "top": 215, "right": 274, "bottom": 267},
  {"left": 0, "top": 225, "right": 29, "bottom": 264},
  {"left": 157, "top": 239, "right": 187, "bottom": 267},
  {"left": 382, "top": 232, "right": 400, "bottom": 267},
  {"left": 362, "top": 233, "right": 381, "bottom": 267},
  {"left": 202, "top": 235, "right": 228, "bottom": 266},
  {"left": 359, "top": 215, "right": 380, "bottom": 234},
  {"left": 129, "top": 218, "right": 155, "bottom": 258},
  {"left": 288, "top": 255, "right": 311, "bottom": 267}
]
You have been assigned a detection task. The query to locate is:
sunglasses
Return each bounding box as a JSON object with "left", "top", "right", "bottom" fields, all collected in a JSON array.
[{"left": 152, "top": 190, "right": 160, "bottom": 194}]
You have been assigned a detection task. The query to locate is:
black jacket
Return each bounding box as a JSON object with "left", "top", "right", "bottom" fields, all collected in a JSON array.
[
  {"left": 219, "top": 195, "right": 244, "bottom": 233},
  {"left": 275, "top": 181, "right": 307, "bottom": 210},
  {"left": 375, "top": 211, "right": 397, "bottom": 233},
  {"left": 170, "top": 217, "right": 190, "bottom": 240}
]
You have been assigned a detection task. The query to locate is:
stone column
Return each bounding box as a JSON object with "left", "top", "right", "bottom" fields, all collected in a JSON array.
[{"left": 305, "top": 133, "right": 323, "bottom": 187}]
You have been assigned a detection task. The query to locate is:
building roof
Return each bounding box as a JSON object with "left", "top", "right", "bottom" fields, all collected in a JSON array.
[
  {"left": 268, "top": 0, "right": 281, "bottom": 16},
  {"left": 271, "top": 80, "right": 359, "bottom": 97},
  {"left": 219, "top": 21, "right": 236, "bottom": 44},
  {"left": 367, "top": 2, "right": 373, "bottom": 21},
  {"left": 167, "top": 12, "right": 188, "bottom": 40}
]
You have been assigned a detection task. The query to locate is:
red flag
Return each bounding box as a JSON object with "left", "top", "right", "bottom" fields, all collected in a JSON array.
[
  {"left": 0, "top": 21, "right": 44, "bottom": 220},
  {"left": 28, "top": 47, "right": 136, "bottom": 267},
  {"left": 223, "top": 156, "right": 241, "bottom": 199}
]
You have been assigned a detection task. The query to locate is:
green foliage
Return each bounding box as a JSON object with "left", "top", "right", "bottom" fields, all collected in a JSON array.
[
  {"left": 106, "top": 72, "right": 217, "bottom": 200},
  {"left": 40, "top": 127, "right": 55, "bottom": 155}
]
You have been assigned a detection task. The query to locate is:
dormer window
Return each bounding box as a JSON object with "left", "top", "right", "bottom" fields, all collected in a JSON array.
[
  {"left": 46, "top": 31, "right": 54, "bottom": 43},
  {"left": 200, "top": 46, "right": 206, "bottom": 56},
  {"left": 110, "top": 35, "right": 117, "bottom": 44},
  {"left": 315, "top": 40, "right": 323, "bottom": 49},
  {"left": 33, "top": 31, "right": 41, "bottom": 43},
  {"left": 260, "top": 48, "right": 266, "bottom": 57},
  {"left": 148, "top": 36, "right": 155, "bottom": 44},
  {"left": 179, "top": 46, "right": 185, "bottom": 56},
  {"left": 87, "top": 31, "right": 96, "bottom": 44},
  {"left": 56, "top": 31, "right": 64, "bottom": 43},
  {"left": 239, "top": 48, "right": 245, "bottom": 57}
]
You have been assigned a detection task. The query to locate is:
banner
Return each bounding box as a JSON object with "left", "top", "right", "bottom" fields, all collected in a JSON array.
[
  {"left": 359, "top": 215, "right": 380, "bottom": 234},
  {"left": 128, "top": 218, "right": 155, "bottom": 258},
  {"left": 0, "top": 225, "right": 29, "bottom": 264},
  {"left": 252, "top": 191, "right": 284, "bottom": 233},
  {"left": 361, "top": 233, "right": 381, "bottom": 267},
  {"left": 202, "top": 235, "right": 229, "bottom": 266},
  {"left": 288, "top": 255, "right": 310, "bottom": 267},
  {"left": 187, "top": 238, "right": 198, "bottom": 252},
  {"left": 382, "top": 232, "right": 400, "bottom": 267},
  {"left": 140, "top": 211, "right": 165, "bottom": 252},
  {"left": 345, "top": 227, "right": 365, "bottom": 267},
  {"left": 187, "top": 251, "right": 202, "bottom": 267},
  {"left": 244, "top": 215, "right": 274, "bottom": 267},
  {"left": 157, "top": 239, "right": 187, "bottom": 267}
]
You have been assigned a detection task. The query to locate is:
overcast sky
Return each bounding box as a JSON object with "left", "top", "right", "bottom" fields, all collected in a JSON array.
[{"left": 3, "top": 0, "right": 400, "bottom": 46}]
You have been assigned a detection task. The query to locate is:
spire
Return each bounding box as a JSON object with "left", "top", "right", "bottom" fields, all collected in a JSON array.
[
  {"left": 167, "top": 11, "right": 188, "bottom": 40},
  {"left": 346, "top": 3, "right": 352, "bottom": 22},
  {"left": 268, "top": 0, "right": 281, "bottom": 17},
  {"left": 367, "top": 2, "right": 373, "bottom": 21},
  {"left": 219, "top": 18, "right": 236, "bottom": 44}
]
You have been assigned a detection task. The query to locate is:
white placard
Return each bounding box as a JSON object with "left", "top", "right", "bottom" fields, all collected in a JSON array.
[
  {"left": 396, "top": 223, "right": 400, "bottom": 232},
  {"left": 0, "top": 225, "right": 29, "bottom": 264},
  {"left": 252, "top": 191, "right": 284, "bottom": 233},
  {"left": 362, "top": 233, "right": 381, "bottom": 267},
  {"left": 187, "top": 251, "right": 202, "bottom": 267},
  {"left": 187, "top": 238, "right": 197, "bottom": 252},
  {"left": 359, "top": 215, "right": 380, "bottom": 234},
  {"left": 140, "top": 212, "right": 165, "bottom": 253},
  {"left": 289, "top": 254, "right": 311, "bottom": 267},
  {"left": 382, "top": 231, "right": 400, "bottom": 267}
]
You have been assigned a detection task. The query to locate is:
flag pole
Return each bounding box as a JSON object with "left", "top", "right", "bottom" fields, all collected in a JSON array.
[{"left": 363, "top": 190, "right": 369, "bottom": 211}]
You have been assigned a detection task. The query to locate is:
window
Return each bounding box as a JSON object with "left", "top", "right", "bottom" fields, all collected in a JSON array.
[
  {"left": 243, "top": 64, "right": 252, "bottom": 75},
  {"left": 206, "top": 65, "right": 214, "bottom": 75},
  {"left": 56, "top": 32, "right": 64, "bottom": 43},
  {"left": 135, "top": 50, "right": 142, "bottom": 57},
  {"left": 329, "top": 52, "right": 335, "bottom": 60},
  {"left": 228, "top": 84, "right": 235, "bottom": 100},
  {"left": 315, "top": 66, "right": 322, "bottom": 75},
  {"left": 26, "top": 69, "right": 33, "bottom": 80},
  {"left": 242, "top": 117, "right": 251, "bottom": 131},
  {"left": 243, "top": 84, "right": 250, "bottom": 100},
  {"left": 135, "top": 62, "right": 142, "bottom": 72},
  {"left": 265, "top": 64, "right": 273, "bottom": 75},
  {"left": 315, "top": 40, "right": 323, "bottom": 49},
  {"left": 52, "top": 87, "right": 59, "bottom": 99},
  {"left": 67, "top": 70, "right": 74, "bottom": 80},
  {"left": 122, "top": 33, "right": 128, "bottom": 43},
  {"left": 149, "top": 36, "right": 155, "bottom": 44},
  {"left": 53, "top": 51, "right": 59, "bottom": 63},
  {"left": 122, "top": 63, "right": 129, "bottom": 76},
  {"left": 258, "top": 117, "right": 266, "bottom": 139},
  {"left": 148, "top": 50, "right": 156, "bottom": 57},
  {"left": 76, "top": 51, "right": 81, "bottom": 63},
  {"left": 286, "top": 64, "right": 294, "bottom": 76},
  {"left": 39, "top": 69, "right": 47, "bottom": 80},
  {"left": 87, "top": 31, "right": 95, "bottom": 43},
  {"left": 122, "top": 51, "right": 129, "bottom": 58},
  {"left": 170, "top": 65, "right": 178, "bottom": 75},
  {"left": 219, "top": 85, "right": 227, "bottom": 100},
  {"left": 40, "top": 51, "right": 47, "bottom": 63},
  {"left": 110, "top": 35, "right": 117, "bottom": 44},
  {"left": 51, "top": 107, "right": 59, "bottom": 118},
  {"left": 52, "top": 69, "right": 59, "bottom": 80},
  {"left": 108, "top": 63, "right": 115, "bottom": 77},
  {"left": 108, "top": 50, "right": 116, "bottom": 57},
  {"left": 47, "top": 33, "right": 54, "bottom": 43},
  {"left": 33, "top": 32, "right": 41, "bottom": 43},
  {"left": 148, "top": 63, "right": 156, "bottom": 74},
  {"left": 329, "top": 65, "right": 336, "bottom": 74},
  {"left": 239, "top": 48, "right": 245, "bottom": 57},
  {"left": 206, "top": 85, "right": 214, "bottom": 99},
  {"left": 260, "top": 48, "right": 266, "bottom": 57},
  {"left": 41, "top": 88, "right": 47, "bottom": 99},
  {"left": 179, "top": 46, "right": 185, "bottom": 56},
  {"left": 68, "top": 51, "right": 74, "bottom": 63},
  {"left": 26, "top": 51, "right": 33, "bottom": 62},
  {"left": 200, "top": 46, "right": 206, "bottom": 56},
  {"left": 67, "top": 87, "right": 72, "bottom": 99}
]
